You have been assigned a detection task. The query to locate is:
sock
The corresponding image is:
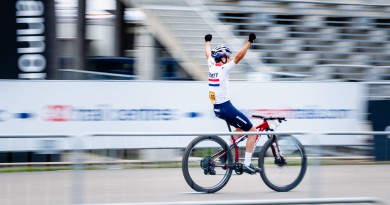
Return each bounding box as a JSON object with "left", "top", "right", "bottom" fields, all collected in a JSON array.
[{"left": 244, "top": 152, "right": 253, "bottom": 166}]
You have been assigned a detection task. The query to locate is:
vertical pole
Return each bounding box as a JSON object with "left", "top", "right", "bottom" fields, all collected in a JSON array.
[
  {"left": 115, "top": 0, "right": 125, "bottom": 57},
  {"left": 310, "top": 132, "right": 322, "bottom": 198},
  {"left": 72, "top": 136, "right": 84, "bottom": 205},
  {"left": 76, "top": 0, "right": 86, "bottom": 74},
  {"left": 45, "top": 0, "right": 59, "bottom": 80},
  {"left": 386, "top": 126, "right": 390, "bottom": 160},
  {"left": 135, "top": 27, "right": 155, "bottom": 80}
]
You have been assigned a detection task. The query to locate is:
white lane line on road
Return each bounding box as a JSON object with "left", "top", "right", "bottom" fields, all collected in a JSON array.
[{"left": 179, "top": 191, "right": 208, "bottom": 194}]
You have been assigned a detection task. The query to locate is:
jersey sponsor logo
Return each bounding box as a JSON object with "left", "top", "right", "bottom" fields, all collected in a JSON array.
[
  {"left": 208, "top": 72, "right": 220, "bottom": 86},
  {"left": 208, "top": 72, "right": 218, "bottom": 78}
]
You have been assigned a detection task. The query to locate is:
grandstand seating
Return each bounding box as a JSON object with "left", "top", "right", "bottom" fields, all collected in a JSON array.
[
  {"left": 126, "top": 0, "right": 270, "bottom": 81},
  {"left": 205, "top": 0, "right": 390, "bottom": 81},
  {"left": 124, "top": 0, "right": 390, "bottom": 82}
]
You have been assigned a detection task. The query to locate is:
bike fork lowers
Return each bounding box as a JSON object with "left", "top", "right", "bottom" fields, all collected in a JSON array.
[{"left": 268, "top": 132, "right": 286, "bottom": 166}]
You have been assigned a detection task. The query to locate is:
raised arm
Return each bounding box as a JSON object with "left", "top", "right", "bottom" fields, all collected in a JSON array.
[
  {"left": 234, "top": 33, "right": 256, "bottom": 64},
  {"left": 205, "top": 34, "right": 212, "bottom": 60}
]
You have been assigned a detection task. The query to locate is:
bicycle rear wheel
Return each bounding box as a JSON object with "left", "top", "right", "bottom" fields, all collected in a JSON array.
[
  {"left": 182, "top": 135, "right": 233, "bottom": 193},
  {"left": 258, "top": 135, "right": 307, "bottom": 192}
]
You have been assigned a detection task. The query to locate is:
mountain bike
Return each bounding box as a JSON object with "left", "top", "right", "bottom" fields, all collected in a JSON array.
[{"left": 182, "top": 115, "right": 307, "bottom": 193}]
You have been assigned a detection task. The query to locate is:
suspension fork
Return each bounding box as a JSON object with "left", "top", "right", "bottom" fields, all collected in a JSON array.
[
  {"left": 257, "top": 122, "right": 273, "bottom": 155},
  {"left": 268, "top": 131, "right": 285, "bottom": 163},
  {"left": 256, "top": 120, "right": 285, "bottom": 164}
]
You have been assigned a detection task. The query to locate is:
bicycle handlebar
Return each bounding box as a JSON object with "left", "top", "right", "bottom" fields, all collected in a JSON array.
[{"left": 252, "top": 115, "right": 287, "bottom": 122}]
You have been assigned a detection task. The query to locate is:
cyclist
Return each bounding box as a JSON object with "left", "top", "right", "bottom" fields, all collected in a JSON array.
[{"left": 205, "top": 33, "right": 259, "bottom": 174}]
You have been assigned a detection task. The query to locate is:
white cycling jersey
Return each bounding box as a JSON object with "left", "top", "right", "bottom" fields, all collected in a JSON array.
[{"left": 208, "top": 57, "right": 236, "bottom": 104}]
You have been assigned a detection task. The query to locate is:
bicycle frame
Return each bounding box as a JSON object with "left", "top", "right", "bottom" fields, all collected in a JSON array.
[
  {"left": 212, "top": 115, "right": 287, "bottom": 170},
  {"left": 182, "top": 114, "right": 307, "bottom": 193}
]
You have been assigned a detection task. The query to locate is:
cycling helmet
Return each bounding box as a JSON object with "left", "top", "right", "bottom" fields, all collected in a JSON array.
[{"left": 212, "top": 44, "right": 232, "bottom": 60}]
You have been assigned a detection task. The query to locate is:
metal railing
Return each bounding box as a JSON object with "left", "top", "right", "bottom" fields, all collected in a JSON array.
[
  {"left": 1, "top": 130, "right": 389, "bottom": 163},
  {"left": 58, "top": 69, "right": 136, "bottom": 80},
  {"left": 1, "top": 131, "right": 389, "bottom": 204},
  {"left": 60, "top": 130, "right": 390, "bottom": 205}
]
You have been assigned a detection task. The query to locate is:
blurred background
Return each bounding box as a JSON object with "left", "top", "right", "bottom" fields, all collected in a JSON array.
[{"left": 0, "top": 0, "right": 389, "bottom": 204}]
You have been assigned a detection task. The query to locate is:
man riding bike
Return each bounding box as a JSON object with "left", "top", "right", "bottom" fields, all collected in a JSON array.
[{"left": 205, "top": 33, "right": 259, "bottom": 174}]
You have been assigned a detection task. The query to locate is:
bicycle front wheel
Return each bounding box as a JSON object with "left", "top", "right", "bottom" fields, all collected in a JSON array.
[
  {"left": 258, "top": 135, "right": 307, "bottom": 192},
  {"left": 182, "top": 135, "right": 233, "bottom": 193}
]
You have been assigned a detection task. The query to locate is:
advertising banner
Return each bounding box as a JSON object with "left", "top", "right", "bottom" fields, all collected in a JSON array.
[
  {"left": 0, "top": 81, "right": 368, "bottom": 150},
  {"left": 0, "top": 0, "right": 56, "bottom": 79}
]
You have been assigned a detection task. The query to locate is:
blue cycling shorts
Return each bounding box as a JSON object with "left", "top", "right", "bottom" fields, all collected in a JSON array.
[{"left": 213, "top": 100, "right": 253, "bottom": 131}]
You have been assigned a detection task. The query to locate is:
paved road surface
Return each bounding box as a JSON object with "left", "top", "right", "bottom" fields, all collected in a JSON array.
[{"left": 0, "top": 164, "right": 389, "bottom": 205}]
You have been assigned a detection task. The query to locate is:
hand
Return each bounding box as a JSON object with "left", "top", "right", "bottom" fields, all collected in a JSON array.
[
  {"left": 205, "top": 34, "right": 212, "bottom": 42},
  {"left": 248, "top": 33, "right": 256, "bottom": 43}
]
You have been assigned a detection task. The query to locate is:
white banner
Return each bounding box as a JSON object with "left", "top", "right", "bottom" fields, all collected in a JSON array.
[{"left": 0, "top": 80, "right": 368, "bottom": 150}]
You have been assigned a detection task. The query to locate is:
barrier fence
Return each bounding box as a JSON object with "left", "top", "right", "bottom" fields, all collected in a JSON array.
[{"left": 0, "top": 131, "right": 389, "bottom": 205}]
